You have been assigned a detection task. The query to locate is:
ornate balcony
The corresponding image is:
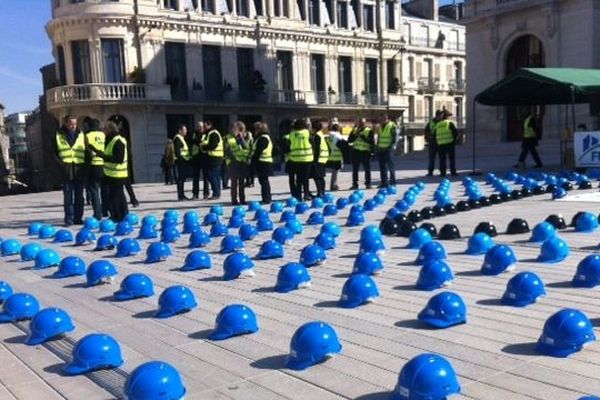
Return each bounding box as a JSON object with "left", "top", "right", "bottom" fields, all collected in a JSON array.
[
  {"left": 448, "top": 79, "right": 466, "bottom": 94},
  {"left": 417, "top": 78, "right": 441, "bottom": 93}
]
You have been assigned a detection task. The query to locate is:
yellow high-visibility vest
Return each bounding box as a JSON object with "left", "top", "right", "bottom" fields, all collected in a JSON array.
[
  {"left": 226, "top": 134, "right": 249, "bottom": 165},
  {"left": 254, "top": 135, "right": 273, "bottom": 163},
  {"left": 86, "top": 130, "right": 105, "bottom": 166},
  {"left": 104, "top": 136, "right": 128, "bottom": 178},
  {"left": 202, "top": 130, "right": 224, "bottom": 158},
  {"left": 56, "top": 131, "right": 86, "bottom": 164},
  {"left": 353, "top": 127, "right": 372, "bottom": 152},
  {"left": 435, "top": 120, "right": 454, "bottom": 145},
  {"left": 316, "top": 130, "right": 329, "bottom": 164},
  {"left": 377, "top": 122, "right": 395, "bottom": 150},
  {"left": 523, "top": 115, "right": 536, "bottom": 138},
  {"left": 174, "top": 134, "right": 190, "bottom": 161},
  {"left": 288, "top": 129, "right": 312, "bottom": 162},
  {"left": 327, "top": 134, "right": 343, "bottom": 162}
]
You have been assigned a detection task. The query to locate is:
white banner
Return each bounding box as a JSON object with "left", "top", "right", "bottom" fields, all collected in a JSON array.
[{"left": 574, "top": 131, "right": 600, "bottom": 167}]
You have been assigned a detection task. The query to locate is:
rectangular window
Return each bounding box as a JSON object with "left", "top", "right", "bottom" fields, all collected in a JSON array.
[
  {"left": 386, "top": 59, "right": 396, "bottom": 93},
  {"left": 202, "top": 0, "right": 215, "bottom": 13},
  {"left": 455, "top": 97, "right": 463, "bottom": 124},
  {"left": 163, "top": 0, "right": 178, "bottom": 9},
  {"left": 237, "top": 48, "right": 255, "bottom": 101},
  {"left": 71, "top": 40, "right": 92, "bottom": 84},
  {"left": 276, "top": 51, "right": 293, "bottom": 90},
  {"left": 454, "top": 61, "right": 463, "bottom": 81},
  {"left": 308, "top": 0, "right": 320, "bottom": 25},
  {"left": 56, "top": 45, "right": 67, "bottom": 85},
  {"left": 236, "top": 0, "right": 249, "bottom": 16},
  {"left": 385, "top": 1, "right": 394, "bottom": 29},
  {"left": 350, "top": 0, "right": 360, "bottom": 27},
  {"left": 408, "top": 96, "right": 415, "bottom": 121},
  {"left": 297, "top": 0, "right": 306, "bottom": 20},
  {"left": 282, "top": 0, "right": 289, "bottom": 16},
  {"left": 408, "top": 56, "right": 414, "bottom": 82},
  {"left": 310, "top": 54, "right": 325, "bottom": 92},
  {"left": 364, "top": 58, "right": 377, "bottom": 94},
  {"left": 336, "top": 1, "right": 348, "bottom": 28},
  {"left": 425, "top": 96, "right": 433, "bottom": 119},
  {"left": 101, "top": 39, "right": 125, "bottom": 83},
  {"left": 324, "top": 0, "right": 334, "bottom": 25},
  {"left": 165, "top": 42, "right": 188, "bottom": 101},
  {"left": 363, "top": 5, "right": 373, "bottom": 31},
  {"left": 254, "top": 0, "right": 263, "bottom": 15},
  {"left": 203, "top": 45, "right": 223, "bottom": 101},
  {"left": 338, "top": 56, "right": 352, "bottom": 94},
  {"left": 274, "top": 0, "right": 281, "bottom": 15},
  {"left": 403, "top": 22, "right": 411, "bottom": 44}
]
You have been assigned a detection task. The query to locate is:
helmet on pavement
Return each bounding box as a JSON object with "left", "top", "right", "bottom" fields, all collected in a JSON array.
[
  {"left": 253, "top": 209, "right": 269, "bottom": 221},
  {"left": 1, "top": 239, "right": 21, "bottom": 256},
  {"left": 280, "top": 210, "right": 296, "bottom": 223},
  {"left": 481, "top": 244, "right": 517, "bottom": 275},
  {"left": 339, "top": 274, "right": 379, "bottom": 308},
  {"left": 545, "top": 214, "right": 567, "bottom": 230},
  {"left": 420, "top": 207, "right": 434, "bottom": 220},
  {"left": 348, "top": 192, "right": 361, "bottom": 204},
  {"left": 285, "top": 219, "right": 303, "bottom": 235},
  {"left": 227, "top": 216, "right": 245, "bottom": 229},
  {"left": 270, "top": 201, "right": 285, "bottom": 213},
  {"left": 537, "top": 236, "right": 569, "bottom": 263},
  {"left": 239, "top": 224, "right": 258, "bottom": 241},
  {"left": 155, "top": 286, "right": 198, "bottom": 318},
  {"left": 223, "top": 252, "right": 255, "bottom": 280},
  {"left": 286, "top": 196, "right": 299, "bottom": 208},
  {"left": 407, "top": 210, "right": 423, "bottom": 223},
  {"left": 53, "top": 229, "right": 74, "bottom": 243},
  {"left": 360, "top": 225, "right": 382, "bottom": 241},
  {"left": 247, "top": 201, "right": 262, "bottom": 212},
  {"left": 145, "top": 242, "right": 172, "bottom": 263},
  {"left": 276, "top": 263, "right": 311, "bottom": 293},
  {"left": 474, "top": 221, "right": 498, "bottom": 237},
  {"left": 456, "top": 200, "right": 471, "bottom": 212},
  {"left": 256, "top": 240, "right": 284, "bottom": 259},
  {"left": 395, "top": 200, "right": 410, "bottom": 212},
  {"left": 295, "top": 202, "right": 310, "bottom": 215},
  {"left": 125, "top": 361, "right": 186, "bottom": 400},
  {"left": 575, "top": 212, "right": 599, "bottom": 232},
  {"left": 256, "top": 217, "right": 274, "bottom": 232},
  {"left": 465, "top": 233, "right": 494, "bottom": 255},
  {"left": 443, "top": 203, "right": 458, "bottom": 215},
  {"left": 416, "top": 260, "right": 454, "bottom": 291},
  {"left": 416, "top": 241, "right": 447, "bottom": 265},
  {"left": 86, "top": 260, "right": 118, "bottom": 286},
  {"left": 578, "top": 180, "right": 593, "bottom": 189},
  {"left": 336, "top": 197, "right": 349, "bottom": 209},
  {"left": 346, "top": 211, "right": 365, "bottom": 227},
  {"left": 536, "top": 308, "right": 596, "bottom": 357},
  {"left": 323, "top": 204, "right": 338, "bottom": 216},
  {"left": 285, "top": 321, "right": 342, "bottom": 370},
  {"left": 63, "top": 333, "right": 124, "bottom": 375},
  {"left": 0, "top": 281, "right": 13, "bottom": 303},
  {"left": 391, "top": 353, "right": 461, "bottom": 400},
  {"left": 182, "top": 250, "right": 212, "bottom": 271},
  {"left": 203, "top": 212, "right": 219, "bottom": 226},
  {"left": 95, "top": 234, "right": 118, "bottom": 251},
  {"left": 359, "top": 235, "right": 386, "bottom": 254},
  {"left": 114, "top": 273, "right": 154, "bottom": 301},
  {"left": 418, "top": 291, "right": 467, "bottom": 328},
  {"left": 407, "top": 229, "right": 433, "bottom": 250},
  {"left": 75, "top": 228, "right": 97, "bottom": 245},
  {"left": 38, "top": 224, "right": 57, "bottom": 239},
  {"left": 209, "top": 304, "right": 259, "bottom": 340},
  {"left": 125, "top": 212, "right": 139, "bottom": 226},
  {"left": 438, "top": 224, "right": 461, "bottom": 240},
  {"left": 501, "top": 271, "right": 546, "bottom": 307},
  {"left": 272, "top": 227, "right": 293, "bottom": 245},
  {"left": 188, "top": 229, "right": 211, "bottom": 248},
  {"left": 380, "top": 218, "right": 400, "bottom": 236},
  {"left": 552, "top": 187, "right": 567, "bottom": 200},
  {"left": 398, "top": 221, "right": 418, "bottom": 238},
  {"left": 321, "top": 222, "right": 341, "bottom": 237},
  {"left": 115, "top": 221, "right": 133, "bottom": 236},
  {"left": 160, "top": 226, "right": 181, "bottom": 243},
  {"left": 300, "top": 244, "right": 327, "bottom": 267},
  {"left": 311, "top": 197, "right": 325, "bottom": 209},
  {"left": 116, "top": 238, "right": 141, "bottom": 257},
  {"left": 84, "top": 217, "right": 100, "bottom": 230},
  {"left": 353, "top": 251, "right": 384, "bottom": 275},
  {"left": 0, "top": 293, "right": 40, "bottom": 322},
  {"left": 506, "top": 218, "right": 530, "bottom": 234},
  {"left": 314, "top": 232, "right": 336, "bottom": 250},
  {"left": 20, "top": 242, "right": 43, "bottom": 262},
  {"left": 419, "top": 223, "right": 437, "bottom": 238},
  {"left": 26, "top": 307, "right": 75, "bottom": 345},
  {"left": 307, "top": 211, "right": 324, "bottom": 225},
  {"left": 210, "top": 205, "right": 224, "bottom": 216},
  {"left": 141, "top": 215, "right": 158, "bottom": 228},
  {"left": 28, "top": 222, "right": 43, "bottom": 236},
  {"left": 210, "top": 222, "right": 229, "bottom": 237},
  {"left": 99, "top": 219, "right": 116, "bottom": 233},
  {"left": 529, "top": 222, "right": 557, "bottom": 243},
  {"left": 364, "top": 198, "right": 378, "bottom": 211},
  {"left": 220, "top": 235, "right": 244, "bottom": 254},
  {"left": 231, "top": 206, "right": 246, "bottom": 219},
  {"left": 54, "top": 256, "right": 86, "bottom": 278},
  {"left": 572, "top": 254, "right": 600, "bottom": 288},
  {"left": 34, "top": 248, "right": 61, "bottom": 269},
  {"left": 138, "top": 224, "right": 158, "bottom": 240}
]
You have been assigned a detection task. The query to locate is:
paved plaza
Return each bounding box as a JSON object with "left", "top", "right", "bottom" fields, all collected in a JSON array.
[{"left": 0, "top": 152, "right": 599, "bottom": 400}]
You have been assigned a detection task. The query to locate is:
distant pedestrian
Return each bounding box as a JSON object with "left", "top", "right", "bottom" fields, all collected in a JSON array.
[
  {"left": 85, "top": 118, "right": 105, "bottom": 220},
  {"left": 250, "top": 122, "right": 273, "bottom": 204},
  {"left": 200, "top": 120, "right": 224, "bottom": 200},
  {"left": 224, "top": 121, "right": 250, "bottom": 205},
  {"left": 514, "top": 111, "right": 543, "bottom": 169},
  {"left": 190, "top": 121, "right": 203, "bottom": 199},
  {"left": 245, "top": 128, "right": 255, "bottom": 188},
  {"left": 284, "top": 118, "right": 313, "bottom": 201},
  {"left": 435, "top": 110, "right": 458, "bottom": 177},
  {"left": 99, "top": 121, "right": 129, "bottom": 222},
  {"left": 310, "top": 121, "right": 328, "bottom": 198},
  {"left": 425, "top": 110, "right": 443, "bottom": 176},
  {"left": 173, "top": 124, "right": 191, "bottom": 201},
  {"left": 376, "top": 115, "right": 398, "bottom": 187},
  {"left": 161, "top": 139, "right": 176, "bottom": 185},
  {"left": 326, "top": 123, "right": 344, "bottom": 191},
  {"left": 348, "top": 118, "right": 374, "bottom": 189}
]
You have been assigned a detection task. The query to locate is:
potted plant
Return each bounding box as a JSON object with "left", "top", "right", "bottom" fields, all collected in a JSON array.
[
  {"left": 388, "top": 77, "right": 401, "bottom": 94},
  {"left": 129, "top": 66, "right": 146, "bottom": 84}
]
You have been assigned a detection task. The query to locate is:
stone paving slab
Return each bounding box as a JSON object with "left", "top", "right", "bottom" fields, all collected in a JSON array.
[{"left": 0, "top": 165, "right": 599, "bottom": 400}]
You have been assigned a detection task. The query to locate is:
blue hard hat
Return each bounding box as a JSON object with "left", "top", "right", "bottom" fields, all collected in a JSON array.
[
  {"left": 348, "top": 192, "right": 361, "bottom": 204},
  {"left": 182, "top": 250, "right": 212, "bottom": 271},
  {"left": 321, "top": 222, "right": 341, "bottom": 237},
  {"left": 210, "top": 205, "right": 224, "bottom": 216},
  {"left": 311, "top": 197, "right": 325, "bottom": 209},
  {"left": 578, "top": 397, "right": 600, "bottom": 400},
  {"left": 285, "top": 219, "right": 303, "bottom": 235},
  {"left": 231, "top": 206, "right": 246, "bottom": 219},
  {"left": 183, "top": 210, "right": 200, "bottom": 224},
  {"left": 210, "top": 222, "right": 229, "bottom": 237},
  {"left": 138, "top": 224, "right": 158, "bottom": 240},
  {"left": 529, "top": 222, "right": 557, "bottom": 243},
  {"left": 160, "top": 225, "right": 181, "bottom": 243},
  {"left": 239, "top": 223, "right": 258, "bottom": 241},
  {"left": 220, "top": 235, "right": 244, "bottom": 254},
  {"left": 155, "top": 285, "right": 197, "bottom": 318},
  {"left": 75, "top": 228, "right": 97, "bottom": 245},
  {"left": 323, "top": 204, "right": 337, "bottom": 217},
  {"left": 116, "top": 238, "right": 141, "bottom": 257},
  {"left": 272, "top": 226, "right": 293, "bottom": 245},
  {"left": 537, "top": 236, "right": 569, "bottom": 263},
  {"left": 346, "top": 211, "right": 365, "bottom": 227},
  {"left": 203, "top": 212, "right": 219, "bottom": 226},
  {"left": 256, "top": 218, "right": 274, "bottom": 232},
  {"left": 353, "top": 252, "right": 383, "bottom": 275},
  {"left": 125, "top": 361, "right": 186, "bottom": 400},
  {"left": 0, "top": 281, "right": 13, "bottom": 303},
  {"left": 114, "top": 273, "right": 154, "bottom": 301},
  {"left": 161, "top": 216, "right": 177, "bottom": 229},
  {"left": 145, "top": 242, "right": 172, "bottom": 263},
  {"left": 373, "top": 193, "right": 386, "bottom": 205},
  {"left": 223, "top": 252, "right": 255, "bottom": 280},
  {"left": 339, "top": 274, "right": 380, "bottom": 308},
  {"left": 552, "top": 187, "right": 567, "bottom": 200},
  {"left": 63, "top": 333, "right": 124, "bottom": 375},
  {"left": 38, "top": 224, "right": 57, "bottom": 239},
  {"left": 465, "top": 232, "right": 494, "bottom": 255},
  {"left": 227, "top": 215, "right": 245, "bottom": 229},
  {"left": 26, "top": 307, "right": 75, "bottom": 345},
  {"left": 53, "top": 229, "right": 74, "bottom": 243},
  {"left": 307, "top": 211, "right": 324, "bottom": 225},
  {"left": 285, "top": 321, "right": 342, "bottom": 370},
  {"left": 84, "top": 217, "right": 100, "bottom": 230},
  {"left": 257, "top": 239, "right": 284, "bottom": 260},
  {"left": 27, "top": 222, "right": 44, "bottom": 236},
  {"left": 572, "top": 254, "right": 600, "bottom": 288},
  {"left": 209, "top": 304, "right": 259, "bottom": 340},
  {"left": 95, "top": 234, "right": 118, "bottom": 250},
  {"left": 336, "top": 197, "right": 349, "bottom": 209},
  {"left": 183, "top": 219, "right": 201, "bottom": 234},
  {"left": 270, "top": 201, "right": 285, "bottom": 213},
  {"left": 253, "top": 209, "right": 269, "bottom": 221},
  {"left": 394, "top": 200, "right": 410, "bottom": 212},
  {"left": 416, "top": 241, "right": 447, "bottom": 265},
  {"left": 387, "top": 185, "right": 398, "bottom": 195},
  {"left": 537, "top": 308, "right": 596, "bottom": 357},
  {"left": 501, "top": 271, "right": 546, "bottom": 307},
  {"left": 575, "top": 212, "right": 599, "bottom": 232},
  {"left": 360, "top": 225, "right": 382, "bottom": 240},
  {"left": 276, "top": 263, "right": 311, "bottom": 293},
  {"left": 99, "top": 219, "right": 116, "bottom": 233},
  {"left": 188, "top": 229, "right": 211, "bottom": 248},
  {"left": 0, "top": 293, "right": 40, "bottom": 322},
  {"left": 481, "top": 244, "right": 517, "bottom": 275},
  {"left": 314, "top": 232, "right": 336, "bottom": 250},
  {"left": 350, "top": 204, "right": 365, "bottom": 215},
  {"left": 323, "top": 193, "right": 335, "bottom": 203},
  {"left": 247, "top": 201, "right": 262, "bottom": 212},
  {"left": 300, "top": 244, "right": 327, "bottom": 267},
  {"left": 359, "top": 235, "right": 386, "bottom": 254},
  {"left": 141, "top": 215, "right": 158, "bottom": 227},
  {"left": 86, "top": 260, "right": 118, "bottom": 286},
  {"left": 115, "top": 221, "right": 133, "bottom": 236},
  {"left": 280, "top": 210, "right": 296, "bottom": 223},
  {"left": 416, "top": 260, "right": 454, "bottom": 291},
  {"left": 34, "top": 248, "right": 61, "bottom": 269},
  {"left": 392, "top": 353, "right": 461, "bottom": 400},
  {"left": 364, "top": 198, "right": 378, "bottom": 211},
  {"left": 387, "top": 207, "right": 403, "bottom": 220},
  {"left": 54, "top": 256, "right": 86, "bottom": 278},
  {"left": 418, "top": 291, "right": 467, "bottom": 328},
  {"left": 125, "top": 212, "right": 139, "bottom": 226},
  {"left": 1, "top": 239, "right": 21, "bottom": 256},
  {"left": 295, "top": 202, "right": 310, "bottom": 215},
  {"left": 407, "top": 228, "right": 433, "bottom": 250},
  {"left": 20, "top": 242, "right": 43, "bottom": 262},
  {"left": 164, "top": 209, "right": 180, "bottom": 221},
  {"left": 286, "top": 196, "right": 299, "bottom": 208}
]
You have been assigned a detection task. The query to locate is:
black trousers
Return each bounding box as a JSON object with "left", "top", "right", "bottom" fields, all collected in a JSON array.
[
  {"left": 62, "top": 180, "right": 85, "bottom": 226},
  {"left": 427, "top": 143, "right": 437, "bottom": 174},
  {"left": 311, "top": 163, "right": 326, "bottom": 197},
  {"left": 191, "top": 158, "right": 202, "bottom": 198},
  {"left": 289, "top": 162, "right": 312, "bottom": 200},
  {"left": 106, "top": 178, "right": 129, "bottom": 222},
  {"left": 230, "top": 177, "right": 246, "bottom": 205},
  {"left": 256, "top": 162, "right": 272, "bottom": 204},
  {"left": 125, "top": 180, "right": 138, "bottom": 205},
  {"left": 176, "top": 162, "right": 189, "bottom": 199},
  {"left": 437, "top": 144, "right": 456, "bottom": 176},
  {"left": 377, "top": 150, "right": 396, "bottom": 186},
  {"left": 518, "top": 139, "right": 542, "bottom": 166},
  {"left": 351, "top": 150, "right": 371, "bottom": 187}
]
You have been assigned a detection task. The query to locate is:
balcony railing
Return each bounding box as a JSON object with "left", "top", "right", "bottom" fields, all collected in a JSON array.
[
  {"left": 448, "top": 79, "right": 466, "bottom": 93},
  {"left": 268, "top": 90, "right": 306, "bottom": 104},
  {"left": 46, "top": 83, "right": 172, "bottom": 109},
  {"left": 417, "top": 78, "right": 441, "bottom": 93}
]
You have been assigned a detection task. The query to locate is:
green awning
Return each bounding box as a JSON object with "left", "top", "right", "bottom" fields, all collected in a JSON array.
[{"left": 475, "top": 68, "right": 600, "bottom": 106}]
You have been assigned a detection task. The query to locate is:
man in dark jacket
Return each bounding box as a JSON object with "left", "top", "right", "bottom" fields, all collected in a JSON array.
[
  {"left": 348, "top": 118, "right": 374, "bottom": 189},
  {"left": 200, "top": 120, "right": 224, "bottom": 200},
  {"left": 514, "top": 111, "right": 543, "bottom": 169},
  {"left": 251, "top": 122, "right": 273, "bottom": 204},
  {"left": 190, "top": 121, "right": 204, "bottom": 200}
]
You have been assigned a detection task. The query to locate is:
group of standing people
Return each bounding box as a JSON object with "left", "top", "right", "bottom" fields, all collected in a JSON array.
[
  {"left": 425, "top": 109, "right": 459, "bottom": 177},
  {"left": 55, "top": 115, "right": 136, "bottom": 225}
]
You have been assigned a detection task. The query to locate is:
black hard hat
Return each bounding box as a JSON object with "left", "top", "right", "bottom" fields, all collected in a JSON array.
[
  {"left": 379, "top": 218, "right": 399, "bottom": 236},
  {"left": 474, "top": 221, "right": 497, "bottom": 237},
  {"left": 489, "top": 194, "right": 502, "bottom": 204},
  {"left": 546, "top": 184, "right": 557, "bottom": 193},
  {"left": 479, "top": 196, "right": 491, "bottom": 207},
  {"left": 456, "top": 200, "right": 471, "bottom": 212},
  {"left": 407, "top": 210, "right": 423, "bottom": 223},
  {"left": 500, "top": 192, "right": 512, "bottom": 202},
  {"left": 545, "top": 214, "right": 567, "bottom": 230},
  {"left": 533, "top": 185, "right": 546, "bottom": 195},
  {"left": 432, "top": 205, "right": 446, "bottom": 217},
  {"left": 419, "top": 222, "right": 437, "bottom": 238},
  {"left": 420, "top": 207, "right": 434, "bottom": 220},
  {"left": 468, "top": 199, "right": 481, "bottom": 209},
  {"left": 520, "top": 188, "right": 533, "bottom": 197},
  {"left": 578, "top": 180, "right": 592, "bottom": 190},
  {"left": 561, "top": 181, "right": 574, "bottom": 191},
  {"left": 397, "top": 221, "right": 418, "bottom": 237},
  {"left": 438, "top": 224, "right": 461, "bottom": 240},
  {"left": 443, "top": 203, "right": 457, "bottom": 214},
  {"left": 506, "top": 218, "right": 530, "bottom": 234},
  {"left": 569, "top": 211, "right": 586, "bottom": 227},
  {"left": 393, "top": 213, "right": 408, "bottom": 225},
  {"left": 510, "top": 189, "right": 523, "bottom": 199}
]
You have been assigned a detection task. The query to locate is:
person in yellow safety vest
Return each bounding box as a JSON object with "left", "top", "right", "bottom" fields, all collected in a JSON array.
[
  {"left": 173, "top": 124, "right": 191, "bottom": 201},
  {"left": 348, "top": 117, "right": 374, "bottom": 189},
  {"left": 200, "top": 120, "right": 224, "bottom": 200},
  {"left": 281, "top": 120, "right": 294, "bottom": 195},
  {"left": 310, "top": 120, "right": 329, "bottom": 198},
  {"left": 54, "top": 114, "right": 87, "bottom": 227},
  {"left": 514, "top": 112, "right": 543, "bottom": 169},
  {"left": 376, "top": 115, "right": 398, "bottom": 187},
  {"left": 190, "top": 121, "right": 204, "bottom": 200},
  {"left": 326, "top": 122, "right": 345, "bottom": 191},
  {"left": 244, "top": 128, "right": 256, "bottom": 188},
  {"left": 250, "top": 122, "right": 273, "bottom": 204},
  {"left": 283, "top": 118, "right": 313, "bottom": 201},
  {"left": 224, "top": 121, "right": 250, "bottom": 205},
  {"left": 434, "top": 109, "right": 458, "bottom": 177},
  {"left": 425, "top": 110, "right": 443, "bottom": 176},
  {"left": 85, "top": 118, "right": 106, "bottom": 220}
]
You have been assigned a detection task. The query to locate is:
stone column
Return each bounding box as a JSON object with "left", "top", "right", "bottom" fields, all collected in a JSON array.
[{"left": 89, "top": 38, "right": 103, "bottom": 83}]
